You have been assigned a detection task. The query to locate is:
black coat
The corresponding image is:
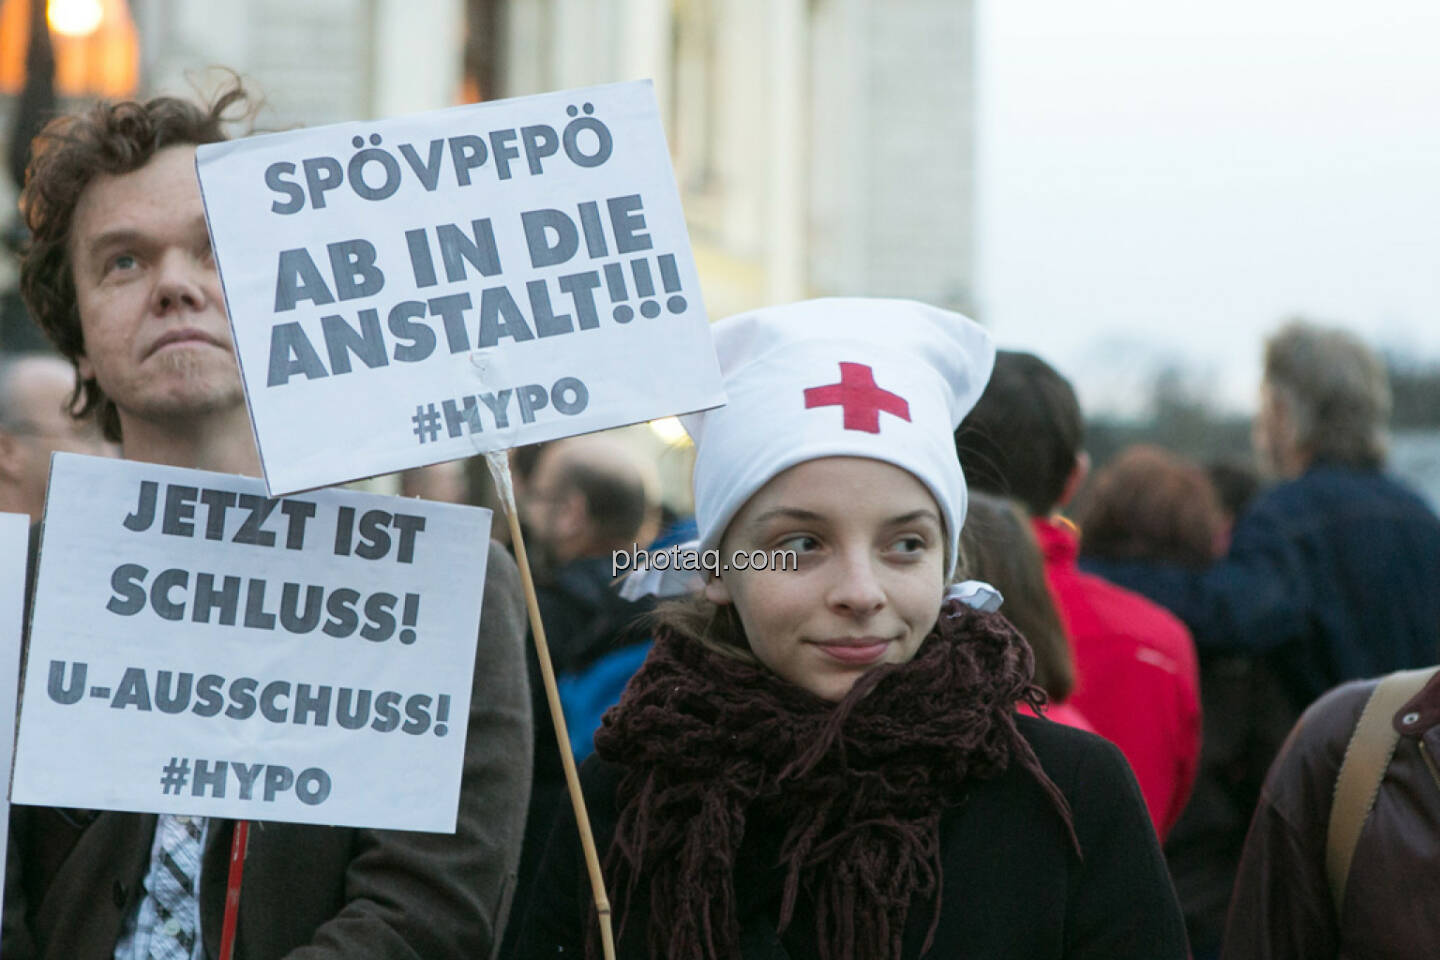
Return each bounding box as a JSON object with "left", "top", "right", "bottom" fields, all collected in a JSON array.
[{"left": 514, "top": 713, "right": 1188, "bottom": 959}]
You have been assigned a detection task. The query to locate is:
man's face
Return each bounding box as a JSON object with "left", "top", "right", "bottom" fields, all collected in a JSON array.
[
  {"left": 0, "top": 360, "right": 114, "bottom": 520},
  {"left": 1252, "top": 379, "right": 1297, "bottom": 479},
  {"left": 524, "top": 447, "right": 585, "bottom": 564},
  {"left": 68, "top": 144, "right": 243, "bottom": 436}
]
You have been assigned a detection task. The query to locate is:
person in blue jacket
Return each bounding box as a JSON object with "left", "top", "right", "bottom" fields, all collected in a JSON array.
[{"left": 1086, "top": 321, "right": 1440, "bottom": 715}]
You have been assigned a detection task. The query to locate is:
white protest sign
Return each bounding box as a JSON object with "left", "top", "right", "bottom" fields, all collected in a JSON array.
[
  {"left": 197, "top": 80, "right": 725, "bottom": 496},
  {"left": 0, "top": 513, "right": 28, "bottom": 920},
  {"left": 12, "top": 454, "right": 491, "bottom": 832}
]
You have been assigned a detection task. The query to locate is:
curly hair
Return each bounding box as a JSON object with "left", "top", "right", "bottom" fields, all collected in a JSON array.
[{"left": 19, "top": 83, "right": 253, "bottom": 442}]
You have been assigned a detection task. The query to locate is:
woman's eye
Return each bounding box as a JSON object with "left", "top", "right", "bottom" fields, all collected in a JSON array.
[
  {"left": 107, "top": 253, "right": 138, "bottom": 273},
  {"left": 777, "top": 533, "right": 820, "bottom": 553},
  {"left": 890, "top": 535, "right": 927, "bottom": 554}
]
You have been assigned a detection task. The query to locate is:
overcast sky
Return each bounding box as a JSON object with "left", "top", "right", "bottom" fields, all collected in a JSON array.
[{"left": 975, "top": 0, "right": 1440, "bottom": 415}]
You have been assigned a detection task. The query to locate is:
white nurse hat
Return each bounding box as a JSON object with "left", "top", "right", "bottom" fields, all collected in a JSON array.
[{"left": 681, "top": 297, "right": 995, "bottom": 580}]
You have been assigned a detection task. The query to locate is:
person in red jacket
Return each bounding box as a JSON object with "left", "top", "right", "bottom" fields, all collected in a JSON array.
[{"left": 956, "top": 351, "right": 1200, "bottom": 838}]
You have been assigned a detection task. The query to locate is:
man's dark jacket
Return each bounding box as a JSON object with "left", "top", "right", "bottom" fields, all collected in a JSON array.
[
  {"left": 500, "top": 554, "right": 652, "bottom": 960},
  {"left": 1087, "top": 462, "right": 1440, "bottom": 711}
]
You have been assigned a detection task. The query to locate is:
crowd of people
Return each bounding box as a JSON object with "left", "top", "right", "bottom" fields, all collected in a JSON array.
[{"left": 0, "top": 81, "right": 1437, "bottom": 960}]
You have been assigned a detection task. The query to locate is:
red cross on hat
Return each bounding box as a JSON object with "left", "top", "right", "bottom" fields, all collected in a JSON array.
[{"left": 803, "top": 362, "right": 911, "bottom": 433}]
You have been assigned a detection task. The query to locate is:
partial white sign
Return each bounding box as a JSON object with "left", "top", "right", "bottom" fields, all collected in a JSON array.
[
  {"left": 12, "top": 454, "right": 491, "bottom": 832},
  {"left": 0, "top": 512, "right": 29, "bottom": 922},
  {"left": 197, "top": 80, "right": 724, "bottom": 495}
]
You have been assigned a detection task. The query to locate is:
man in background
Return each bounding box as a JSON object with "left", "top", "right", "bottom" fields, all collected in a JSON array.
[
  {"left": 1099, "top": 321, "right": 1440, "bottom": 715},
  {"left": 501, "top": 433, "right": 657, "bottom": 960},
  {"left": 524, "top": 434, "right": 658, "bottom": 675},
  {"left": 0, "top": 353, "right": 113, "bottom": 522}
]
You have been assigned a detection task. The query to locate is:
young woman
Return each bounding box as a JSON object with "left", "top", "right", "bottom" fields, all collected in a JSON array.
[{"left": 514, "top": 299, "right": 1186, "bottom": 959}]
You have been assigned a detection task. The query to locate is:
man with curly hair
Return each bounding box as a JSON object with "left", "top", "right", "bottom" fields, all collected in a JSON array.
[{"left": 3, "top": 84, "right": 532, "bottom": 960}]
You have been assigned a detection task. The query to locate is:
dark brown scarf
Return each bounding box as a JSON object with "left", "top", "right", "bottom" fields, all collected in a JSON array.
[{"left": 593, "top": 601, "right": 1077, "bottom": 960}]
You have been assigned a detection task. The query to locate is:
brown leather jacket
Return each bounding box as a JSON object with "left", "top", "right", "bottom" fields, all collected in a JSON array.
[{"left": 1222, "top": 668, "right": 1440, "bottom": 960}]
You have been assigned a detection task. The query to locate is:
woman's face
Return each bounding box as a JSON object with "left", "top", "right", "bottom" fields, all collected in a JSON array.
[{"left": 705, "top": 457, "right": 947, "bottom": 701}]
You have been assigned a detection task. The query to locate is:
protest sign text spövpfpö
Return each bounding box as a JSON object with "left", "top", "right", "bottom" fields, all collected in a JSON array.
[{"left": 197, "top": 80, "right": 724, "bottom": 495}]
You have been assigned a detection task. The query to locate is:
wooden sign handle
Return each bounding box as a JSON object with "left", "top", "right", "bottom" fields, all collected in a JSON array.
[{"left": 486, "top": 451, "right": 616, "bottom": 959}]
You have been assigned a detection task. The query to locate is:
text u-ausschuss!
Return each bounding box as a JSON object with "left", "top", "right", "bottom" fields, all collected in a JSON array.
[{"left": 46, "top": 661, "right": 455, "bottom": 738}]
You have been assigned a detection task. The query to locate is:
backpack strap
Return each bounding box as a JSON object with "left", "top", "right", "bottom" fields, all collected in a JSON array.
[{"left": 1326, "top": 666, "right": 1439, "bottom": 915}]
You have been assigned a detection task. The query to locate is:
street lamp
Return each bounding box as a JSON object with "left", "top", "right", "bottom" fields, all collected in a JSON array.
[
  {"left": 0, "top": 0, "right": 137, "bottom": 351},
  {"left": 48, "top": 0, "right": 106, "bottom": 37},
  {"left": 0, "top": 0, "right": 138, "bottom": 99}
]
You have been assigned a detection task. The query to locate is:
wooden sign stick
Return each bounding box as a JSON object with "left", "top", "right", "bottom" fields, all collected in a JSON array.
[{"left": 486, "top": 450, "right": 616, "bottom": 960}]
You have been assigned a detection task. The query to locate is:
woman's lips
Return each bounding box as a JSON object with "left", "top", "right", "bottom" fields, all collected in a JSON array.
[{"left": 813, "top": 638, "right": 891, "bottom": 665}]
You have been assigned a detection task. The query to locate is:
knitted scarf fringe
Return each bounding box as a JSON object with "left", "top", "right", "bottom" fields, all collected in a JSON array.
[{"left": 590, "top": 601, "right": 1078, "bottom": 960}]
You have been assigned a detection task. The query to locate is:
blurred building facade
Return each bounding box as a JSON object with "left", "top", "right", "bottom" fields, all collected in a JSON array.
[
  {"left": 496, "top": 0, "right": 978, "bottom": 318},
  {"left": 4, "top": 0, "right": 975, "bottom": 326},
  {"left": 130, "top": 0, "right": 465, "bottom": 126},
  {"left": 17, "top": 0, "right": 977, "bottom": 321},
  {"left": 1, "top": 0, "right": 976, "bottom": 508}
]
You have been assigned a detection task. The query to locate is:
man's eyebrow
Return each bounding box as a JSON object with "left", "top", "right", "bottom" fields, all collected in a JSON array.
[
  {"left": 81, "top": 227, "right": 145, "bottom": 255},
  {"left": 83, "top": 216, "right": 209, "bottom": 254}
]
